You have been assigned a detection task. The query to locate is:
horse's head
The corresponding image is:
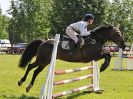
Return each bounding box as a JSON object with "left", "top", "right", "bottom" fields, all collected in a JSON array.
[
  {"left": 106, "top": 25, "right": 126, "bottom": 49},
  {"left": 91, "top": 25, "right": 126, "bottom": 49}
]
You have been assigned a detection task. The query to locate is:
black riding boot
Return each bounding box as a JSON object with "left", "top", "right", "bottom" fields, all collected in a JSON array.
[{"left": 68, "top": 41, "right": 76, "bottom": 56}]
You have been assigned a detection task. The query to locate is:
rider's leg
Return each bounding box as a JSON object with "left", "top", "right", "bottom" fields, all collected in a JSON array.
[
  {"left": 69, "top": 40, "right": 76, "bottom": 50},
  {"left": 66, "top": 27, "right": 78, "bottom": 55},
  {"left": 66, "top": 26, "right": 78, "bottom": 46}
]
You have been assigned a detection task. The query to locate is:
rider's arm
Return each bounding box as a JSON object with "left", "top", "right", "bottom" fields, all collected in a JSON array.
[{"left": 79, "top": 25, "right": 91, "bottom": 36}]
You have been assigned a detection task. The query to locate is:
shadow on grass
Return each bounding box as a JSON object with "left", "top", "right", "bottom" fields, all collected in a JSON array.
[
  {"left": 2, "top": 94, "right": 38, "bottom": 99},
  {"left": 1, "top": 91, "right": 102, "bottom": 99}
]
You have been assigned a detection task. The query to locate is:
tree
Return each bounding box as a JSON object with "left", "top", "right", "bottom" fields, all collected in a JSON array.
[
  {"left": 0, "top": 7, "right": 9, "bottom": 39},
  {"left": 107, "top": 0, "right": 133, "bottom": 42},
  {"left": 8, "top": 0, "right": 51, "bottom": 43},
  {"left": 49, "top": 0, "right": 109, "bottom": 36}
]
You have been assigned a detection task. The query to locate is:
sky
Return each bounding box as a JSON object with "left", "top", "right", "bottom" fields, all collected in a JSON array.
[{"left": 0, "top": 0, "right": 11, "bottom": 16}]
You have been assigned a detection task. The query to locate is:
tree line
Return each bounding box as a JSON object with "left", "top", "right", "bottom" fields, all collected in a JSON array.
[{"left": 0, "top": 0, "right": 133, "bottom": 43}]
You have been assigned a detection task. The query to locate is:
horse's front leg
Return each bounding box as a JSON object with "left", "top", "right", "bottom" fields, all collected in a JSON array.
[{"left": 100, "top": 53, "right": 111, "bottom": 72}]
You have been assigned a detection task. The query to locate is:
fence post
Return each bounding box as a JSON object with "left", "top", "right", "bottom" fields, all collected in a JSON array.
[
  {"left": 93, "top": 61, "right": 100, "bottom": 91},
  {"left": 40, "top": 34, "right": 60, "bottom": 99}
]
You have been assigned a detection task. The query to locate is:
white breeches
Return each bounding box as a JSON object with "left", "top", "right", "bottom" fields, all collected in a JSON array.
[{"left": 66, "top": 26, "right": 78, "bottom": 43}]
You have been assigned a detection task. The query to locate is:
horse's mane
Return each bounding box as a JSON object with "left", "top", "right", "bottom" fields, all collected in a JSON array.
[{"left": 90, "top": 25, "right": 113, "bottom": 34}]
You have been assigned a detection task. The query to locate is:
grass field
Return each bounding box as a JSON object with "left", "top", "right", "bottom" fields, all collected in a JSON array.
[{"left": 0, "top": 55, "right": 133, "bottom": 99}]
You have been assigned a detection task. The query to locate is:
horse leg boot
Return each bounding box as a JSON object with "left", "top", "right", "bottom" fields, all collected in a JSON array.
[{"left": 100, "top": 54, "right": 111, "bottom": 72}]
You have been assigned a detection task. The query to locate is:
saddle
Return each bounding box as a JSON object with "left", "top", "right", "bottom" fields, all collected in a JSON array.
[{"left": 61, "top": 35, "right": 96, "bottom": 50}]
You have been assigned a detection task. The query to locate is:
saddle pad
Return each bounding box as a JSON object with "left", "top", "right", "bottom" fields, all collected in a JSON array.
[
  {"left": 61, "top": 41, "right": 70, "bottom": 50},
  {"left": 61, "top": 37, "right": 85, "bottom": 49}
]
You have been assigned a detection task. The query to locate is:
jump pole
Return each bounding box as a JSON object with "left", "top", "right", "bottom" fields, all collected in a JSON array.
[
  {"left": 114, "top": 43, "right": 133, "bottom": 70},
  {"left": 40, "top": 34, "right": 60, "bottom": 99},
  {"left": 40, "top": 34, "right": 100, "bottom": 99},
  {"left": 52, "top": 61, "right": 100, "bottom": 98},
  {"left": 114, "top": 48, "right": 123, "bottom": 70},
  {"left": 127, "top": 43, "right": 133, "bottom": 70}
]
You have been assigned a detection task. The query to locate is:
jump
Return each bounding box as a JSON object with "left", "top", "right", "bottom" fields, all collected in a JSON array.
[{"left": 18, "top": 24, "right": 126, "bottom": 92}]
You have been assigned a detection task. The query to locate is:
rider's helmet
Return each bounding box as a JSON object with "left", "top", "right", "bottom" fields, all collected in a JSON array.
[{"left": 83, "top": 14, "right": 94, "bottom": 21}]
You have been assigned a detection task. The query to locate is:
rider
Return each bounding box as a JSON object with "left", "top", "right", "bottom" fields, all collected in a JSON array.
[{"left": 66, "top": 13, "right": 94, "bottom": 52}]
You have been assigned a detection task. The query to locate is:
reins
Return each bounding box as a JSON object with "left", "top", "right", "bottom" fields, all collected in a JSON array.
[{"left": 84, "top": 34, "right": 107, "bottom": 47}]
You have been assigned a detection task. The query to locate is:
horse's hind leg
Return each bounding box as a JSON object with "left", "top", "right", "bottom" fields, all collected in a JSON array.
[
  {"left": 18, "top": 62, "right": 38, "bottom": 86},
  {"left": 26, "top": 61, "right": 50, "bottom": 93}
]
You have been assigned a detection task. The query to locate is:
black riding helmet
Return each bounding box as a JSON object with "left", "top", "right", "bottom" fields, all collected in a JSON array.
[{"left": 83, "top": 14, "right": 94, "bottom": 21}]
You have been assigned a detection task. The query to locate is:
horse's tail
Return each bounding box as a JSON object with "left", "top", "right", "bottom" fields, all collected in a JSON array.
[{"left": 18, "top": 39, "right": 43, "bottom": 68}]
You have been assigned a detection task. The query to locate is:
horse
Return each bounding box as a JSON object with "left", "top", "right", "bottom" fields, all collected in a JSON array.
[{"left": 18, "top": 25, "right": 126, "bottom": 93}]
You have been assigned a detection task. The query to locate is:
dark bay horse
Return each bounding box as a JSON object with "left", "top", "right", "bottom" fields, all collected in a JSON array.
[{"left": 18, "top": 25, "right": 126, "bottom": 92}]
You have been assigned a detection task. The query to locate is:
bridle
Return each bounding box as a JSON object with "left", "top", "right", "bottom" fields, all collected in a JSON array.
[{"left": 84, "top": 34, "right": 108, "bottom": 47}]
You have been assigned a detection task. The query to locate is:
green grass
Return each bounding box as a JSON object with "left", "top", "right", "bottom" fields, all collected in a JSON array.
[{"left": 0, "top": 55, "right": 133, "bottom": 99}]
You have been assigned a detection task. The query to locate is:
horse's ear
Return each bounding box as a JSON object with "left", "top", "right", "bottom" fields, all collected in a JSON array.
[{"left": 116, "top": 24, "right": 120, "bottom": 29}]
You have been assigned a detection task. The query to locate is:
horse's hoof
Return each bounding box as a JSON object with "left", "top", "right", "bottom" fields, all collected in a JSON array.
[
  {"left": 18, "top": 80, "right": 23, "bottom": 86},
  {"left": 26, "top": 84, "right": 32, "bottom": 93}
]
